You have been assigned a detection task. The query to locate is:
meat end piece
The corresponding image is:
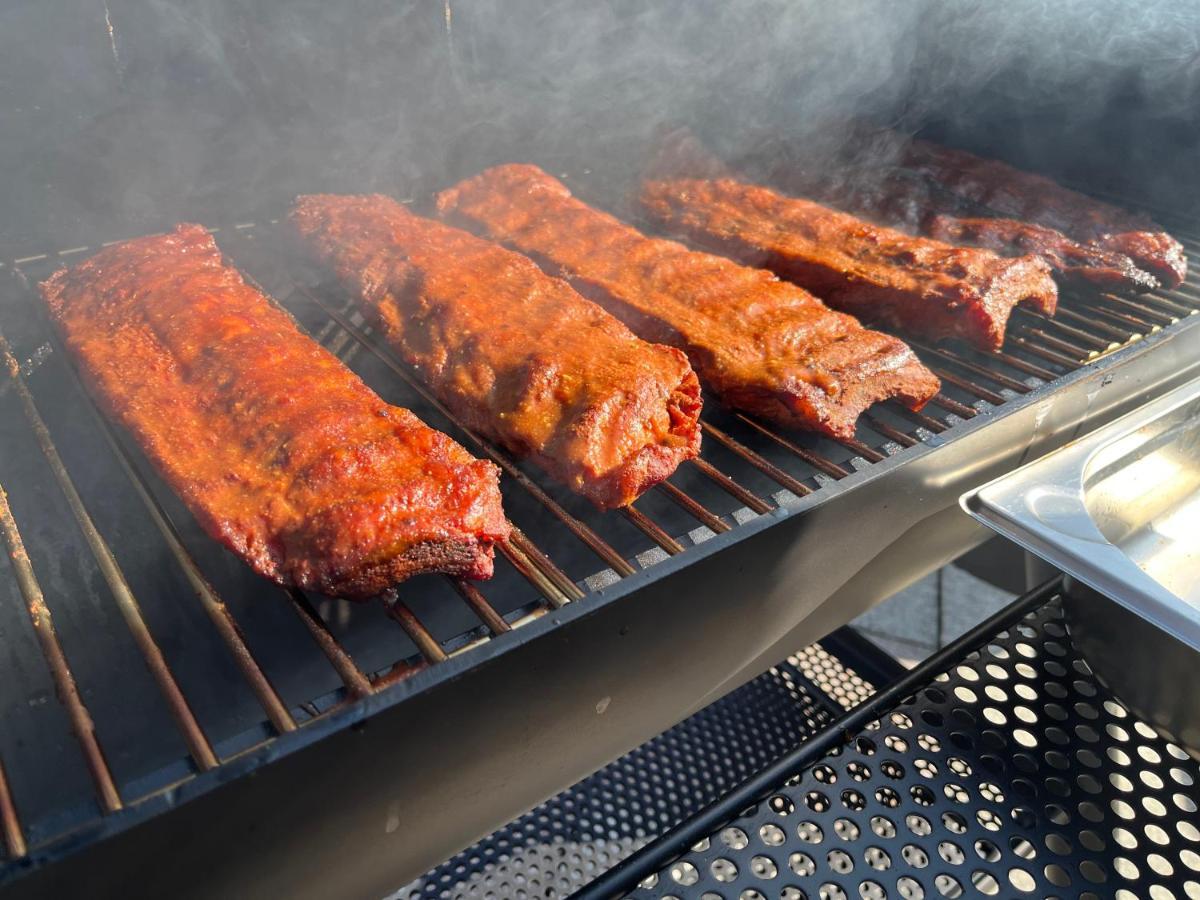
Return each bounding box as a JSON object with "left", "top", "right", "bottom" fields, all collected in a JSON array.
[
  {"left": 927, "top": 215, "right": 1160, "bottom": 294},
  {"left": 902, "top": 138, "right": 1187, "bottom": 288},
  {"left": 40, "top": 225, "right": 509, "bottom": 599},
  {"left": 291, "top": 194, "right": 701, "bottom": 510},
  {"left": 437, "top": 163, "right": 939, "bottom": 440},
  {"left": 639, "top": 177, "right": 1058, "bottom": 352}
]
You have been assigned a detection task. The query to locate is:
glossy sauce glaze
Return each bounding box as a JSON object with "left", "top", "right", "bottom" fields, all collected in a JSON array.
[
  {"left": 640, "top": 177, "right": 1059, "bottom": 352},
  {"left": 291, "top": 195, "right": 701, "bottom": 510},
  {"left": 41, "top": 224, "right": 509, "bottom": 599},
  {"left": 438, "top": 164, "right": 939, "bottom": 440}
]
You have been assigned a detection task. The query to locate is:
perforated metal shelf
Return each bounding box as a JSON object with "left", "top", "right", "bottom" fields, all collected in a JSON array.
[
  {"left": 396, "top": 641, "right": 880, "bottom": 900},
  {"left": 584, "top": 579, "right": 1200, "bottom": 900}
]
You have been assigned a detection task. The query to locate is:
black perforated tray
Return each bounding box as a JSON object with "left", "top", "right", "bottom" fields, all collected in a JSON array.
[{"left": 580, "top": 577, "right": 1200, "bottom": 900}]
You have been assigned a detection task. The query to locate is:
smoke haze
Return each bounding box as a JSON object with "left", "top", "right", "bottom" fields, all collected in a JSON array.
[{"left": 1, "top": 0, "right": 1199, "bottom": 251}]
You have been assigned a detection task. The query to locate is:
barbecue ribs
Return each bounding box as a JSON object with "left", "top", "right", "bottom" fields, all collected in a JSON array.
[
  {"left": 291, "top": 194, "right": 701, "bottom": 510},
  {"left": 639, "top": 177, "right": 1058, "bottom": 351},
  {"left": 438, "top": 164, "right": 940, "bottom": 440},
  {"left": 40, "top": 225, "right": 509, "bottom": 599},
  {"left": 901, "top": 137, "right": 1187, "bottom": 288}
]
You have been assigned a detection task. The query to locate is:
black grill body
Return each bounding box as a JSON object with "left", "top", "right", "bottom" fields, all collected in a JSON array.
[{"left": 2, "top": 1, "right": 1200, "bottom": 896}]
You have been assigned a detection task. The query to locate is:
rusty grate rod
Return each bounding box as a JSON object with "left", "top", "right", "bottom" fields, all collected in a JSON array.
[
  {"left": 985, "top": 347, "right": 1058, "bottom": 381},
  {"left": 285, "top": 589, "right": 374, "bottom": 698},
  {"left": 1165, "top": 281, "right": 1200, "bottom": 306},
  {"left": 690, "top": 458, "right": 773, "bottom": 514},
  {"left": 449, "top": 579, "right": 512, "bottom": 634},
  {"left": 0, "top": 484, "right": 122, "bottom": 814},
  {"left": 381, "top": 590, "right": 449, "bottom": 663},
  {"left": 294, "top": 283, "right": 635, "bottom": 579},
  {"left": 499, "top": 538, "right": 571, "bottom": 609},
  {"left": 0, "top": 757, "right": 24, "bottom": 859},
  {"left": 0, "top": 337, "right": 219, "bottom": 771},
  {"left": 1016, "top": 312, "right": 1111, "bottom": 353},
  {"left": 699, "top": 422, "right": 811, "bottom": 498},
  {"left": 658, "top": 481, "right": 731, "bottom": 533},
  {"left": 929, "top": 392, "right": 978, "bottom": 419},
  {"left": 74, "top": 384, "right": 298, "bottom": 735},
  {"left": 861, "top": 414, "right": 919, "bottom": 448},
  {"left": 889, "top": 403, "right": 948, "bottom": 434},
  {"left": 1055, "top": 306, "right": 1142, "bottom": 342},
  {"left": 687, "top": 457, "right": 772, "bottom": 513},
  {"left": 836, "top": 436, "right": 887, "bottom": 463},
  {"left": 1011, "top": 328, "right": 1088, "bottom": 364},
  {"left": 928, "top": 368, "right": 1005, "bottom": 406},
  {"left": 733, "top": 414, "right": 851, "bottom": 479},
  {"left": 908, "top": 341, "right": 1031, "bottom": 394},
  {"left": 506, "top": 527, "right": 582, "bottom": 602},
  {"left": 1003, "top": 334, "right": 1078, "bottom": 369},
  {"left": 1063, "top": 299, "right": 1160, "bottom": 334},
  {"left": 622, "top": 505, "right": 684, "bottom": 555},
  {"left": 1092, "top": 292, "right": 1180, "bottom": 324}
]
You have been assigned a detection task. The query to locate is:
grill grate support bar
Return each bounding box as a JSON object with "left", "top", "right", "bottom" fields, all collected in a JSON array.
[
  {"left": 0, "top": 483, "right": 123, "bottom": 815},
  {"left": 286, "top": 589, "right": 375, "bottom": 698},
  {"left": 0, "top": 335, "right": 220, "bottom": 772},
  {"left": 65, "top": 363, "right": 299, "bottom": 736},
  {"left": 698, "top": 423, "right": 812, "bottom": 498},
  {"left": 0, "top": 756, "right": 24, "bottom": 860}
]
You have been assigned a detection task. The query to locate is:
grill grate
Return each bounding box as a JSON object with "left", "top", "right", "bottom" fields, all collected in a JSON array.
[
  {"left": 0, "top": 206, "right": 1198, "bottom": 879},
  {"left": 396, "top": 643, "right": 877, "bottom": 900},
  {"left": 599, "top": 585, "right": 1200, "bottom": 900}
]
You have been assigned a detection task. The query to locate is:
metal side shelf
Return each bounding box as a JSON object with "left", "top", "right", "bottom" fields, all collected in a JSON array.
[
  {"left": 580, "top": 577, "right": 1200, "bottom": 900},
  {"left": 396, "top": 630, "right": 904, "bottom": 900}
]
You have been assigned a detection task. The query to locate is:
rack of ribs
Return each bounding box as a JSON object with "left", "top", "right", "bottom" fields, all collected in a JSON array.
[
  {"left": 900, "top": 137, "right": 1187, "bottom": 288},
  {"left": 40, "top": 224, "right": 509, "bottom": 599},
  {"left": 438, "top": 164, "right": 940, "bottom": 440},
  {"left": 664, "top": 126, "right": 1162, "bottom": 294},
  {"left": 290, "top": 194, "right": 701, "bottom": 510},
  {"left": 638, "top": 177, "right": 1058, "bottom": 352}
]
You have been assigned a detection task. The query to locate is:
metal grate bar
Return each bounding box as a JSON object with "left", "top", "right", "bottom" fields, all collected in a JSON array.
[
  {"left": 449, "top": 579, "right": 512, "bottom": 635},
  {"left": 985, "top": 347, "right": 1058, "bottom": 381},
  {"left": 0, "top": 484, "right": 122, "bottom": 814},
  {"left": 1005, "top": 332, "right": 1081, "bottom": 368},
  {"left": 734, "top": 415, "right": 850, "bottom": 479},
  {"left": 0, "top": 336, "right": 219, "bottom": 772},
  {"left": 698, "top": 423, "right": 812, "bottom": 498},
  {"left": 1016, "top": 313, "right": 1110, "bottom": 353},
  {"left": 689, "top": 458, "right": 774, "bottom": 513},
  {"left": 286, "top": 589, "right": 375, "bottom": 698},
  {"left": 926, "top": 366, "right": 1006, "bottom": 405},
  {"left": 498, "top": 539, "right": 572, "bottom": 609},
  {"left": 928, "top": 390, "right": 979, "bottom": 419},
  {"left": 889, "top": 404, "right": 948, "bottom": 434},
  {"left": 658, "top": 481, "right": 731, "bottom": 534},
  {"left": 622, "top": 505, "right": 684, "bottom": 555},
  {"left": 837, "top": 436, "right": 887, "bottom": 463},
  {"left": 1053, "top": 304, "right": 1137, "bottom": 342},
  {"left": 381, "top": 592, "right": 449, "bottom": 663},
  {"left": 861, "top": 413, "right": 918, "bottom": 448},
  {"left": 506, "top": 532, "right": 580, "bottom": 602},
  {"left": 908, "top": 341, "right": 1031, "bottom": 394},
  {"left": 1096, "top": 292, "right": 1181, "bottom": 324},
  {"left": 292, "top": 282, "right": 636, "bottom": 579},
  {"left": 687, "top": 459, "right": 772, "bottom": 513},
  {"left": 1064, "top": 299, "right": 1161, "bottom": 334},
  {"left": 0, "top": 757, "right": 24, "bottom": 860},
  {"left": 66, "top": 365, "right": 299, "bottom": 736}
]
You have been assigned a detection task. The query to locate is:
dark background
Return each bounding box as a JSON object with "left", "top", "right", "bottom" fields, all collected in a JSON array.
[{"left": 1, "top": 0, "right": 1198, "bottom": 256}]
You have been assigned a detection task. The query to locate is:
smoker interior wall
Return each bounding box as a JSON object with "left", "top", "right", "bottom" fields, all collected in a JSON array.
[{"left": 2, "top": 0, "right": 1197, "bottom": 256}]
